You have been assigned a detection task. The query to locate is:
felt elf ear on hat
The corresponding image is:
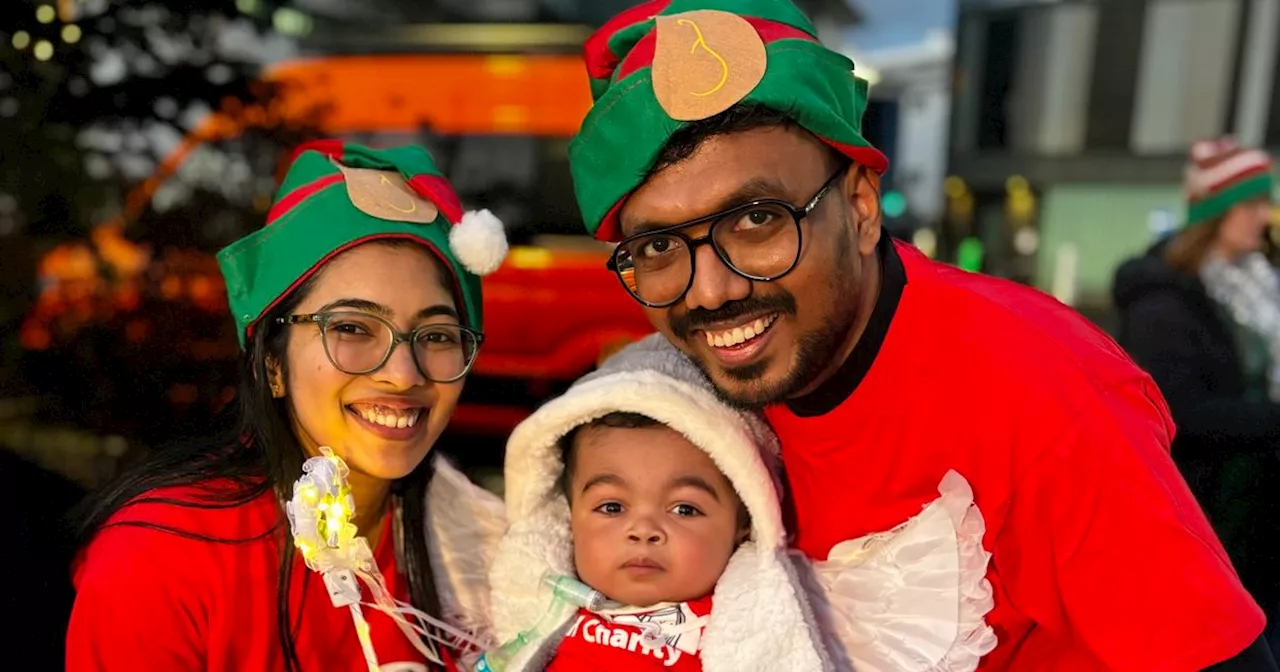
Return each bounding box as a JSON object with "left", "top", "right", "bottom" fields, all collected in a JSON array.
[
  {"left": 1184, "top": 136, "right": 1275, "bottom": 227},
  {"left": 216, "top": 140, "right": 508, "bottom": 347},
  {"left": 568, "top": 0, "right": 891, "bottom": 241}
]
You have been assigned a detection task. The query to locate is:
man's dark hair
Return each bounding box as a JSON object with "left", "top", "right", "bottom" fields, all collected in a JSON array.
[
  {"left": 650, "top": 103, "right": 849, "bottom": 184},
  {"left": 558, "top": 411, "right": 661, "bottom": 500},
  {"left": 651, "top": 104, "right": 798, "bottom": 174}
]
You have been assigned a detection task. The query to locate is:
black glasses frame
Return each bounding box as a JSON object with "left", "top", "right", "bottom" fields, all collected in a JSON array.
[
  {"left": 277, "top": 311, "right": 484, "bottom": 383},
  {"left": 606, "top": 164, "right": 856, "bottom": 308}
]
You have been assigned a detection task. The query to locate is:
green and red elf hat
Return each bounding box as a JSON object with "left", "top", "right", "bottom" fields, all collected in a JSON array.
[
  {"left": 216, "top": 140, "right": 508, "bottom": 347},
  {"left": 1184, "top": 136, "right": 1275, "bottom": 226},
  {"left": 568, "top": 0, "right": 890, "bottom": 241}
]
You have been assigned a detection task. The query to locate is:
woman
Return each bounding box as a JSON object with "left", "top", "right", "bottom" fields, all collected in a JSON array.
[
  {"left": 1113, "top": 136, "right": 1280, "bottom": 653},
  {"left": 65, "top": 141, "right": 510, "bottom": 671}
]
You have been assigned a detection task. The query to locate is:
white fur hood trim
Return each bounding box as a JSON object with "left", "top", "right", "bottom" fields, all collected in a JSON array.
[
  {"left": 502, "top": 369, "right": 784, "bottom": 548},
  {"left": 488, "top": 334, "right": 833, "bottom": 672}
]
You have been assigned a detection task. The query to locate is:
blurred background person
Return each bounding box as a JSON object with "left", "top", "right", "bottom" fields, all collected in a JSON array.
[{"left": 1113, "top": 136, "right": 1280, "bottom": 653}]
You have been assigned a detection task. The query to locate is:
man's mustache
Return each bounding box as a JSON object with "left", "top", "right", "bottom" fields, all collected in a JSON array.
[{"left": 669, "top": 294, "right": 797, "bottom": 340}]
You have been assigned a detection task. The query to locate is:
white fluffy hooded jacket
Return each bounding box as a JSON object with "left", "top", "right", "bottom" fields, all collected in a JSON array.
[{"left": 483, "top": 333, "right": 832, "bottom": 672}]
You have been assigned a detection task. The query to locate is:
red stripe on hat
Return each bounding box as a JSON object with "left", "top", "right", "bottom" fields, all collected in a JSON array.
[
  {"left": 595, "top": 197, "right": 629, "bottom": 242},
  {"left": 614, "top": 16, "right": 820, "bottom": 83},
  {"left": 289, "top": 139, "right": 345, "bottom": 165},
  {"left": 244, "top": 234, "right": 472, "bottom": 342},
  {"left": 745, "top": 16, "right": 817, "bottom": 43},
  {"left": 408, "top": 174, "right": 465, "bottom": 224},
  {"left": 823, "top": 139, "right": 891, "bottom": 175},
  {"left": 584, "top": 0, "right": 672, "bottom": 80},
  {"left": 1206, "top": 163, "right": 1272, "bottom": 193},
  {"left": 615, "top": 32, "right": 658, "bottom": 82},
  {"left": 266, "top": 173, "right": 343, "bottom": 225},
  {"left": 584, "top": 36, "right": 620, "bottom": 81}
]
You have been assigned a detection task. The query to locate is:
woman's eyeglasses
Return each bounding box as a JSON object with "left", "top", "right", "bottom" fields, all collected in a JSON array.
[{"left": 277, "top": 311, "right": 482, "bottom": 383}]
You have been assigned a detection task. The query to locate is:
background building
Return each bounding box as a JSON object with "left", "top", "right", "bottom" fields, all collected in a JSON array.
[
  {"left": 853, "top": 31, "right": 953, "bottom": 246},
  {"left": 947, "top": 0, "right": 1280, "bottom": 315}
]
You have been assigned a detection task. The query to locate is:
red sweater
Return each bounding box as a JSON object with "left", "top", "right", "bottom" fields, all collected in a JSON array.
[
  {"left": 766, "top": 240, "right": 1264, "bottom": 671},
  {"left": 66, "top": 481, "right": 455, "bottom": 671},
  {"left": 546, "top": 596, "right": 713, "bottom": 671}
]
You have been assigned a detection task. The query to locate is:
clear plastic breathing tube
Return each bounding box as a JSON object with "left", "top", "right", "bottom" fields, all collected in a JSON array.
[{"left": 473, "top": 573, "right": 610, "bottom": 672}]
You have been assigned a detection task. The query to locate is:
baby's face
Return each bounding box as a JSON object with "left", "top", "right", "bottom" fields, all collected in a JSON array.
[{"left": 566, "top": 425, "right": 748, "bottom": 608}]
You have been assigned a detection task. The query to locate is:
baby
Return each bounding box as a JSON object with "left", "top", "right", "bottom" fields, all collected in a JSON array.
[
  {"left": 549, "top": 411, "right": 750, "bottom": 669},
  {"left": 482, "top": 334, "right": 831, "bottom": 672}
]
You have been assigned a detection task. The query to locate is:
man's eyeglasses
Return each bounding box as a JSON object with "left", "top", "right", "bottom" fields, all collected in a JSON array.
[
  {"left": 607, "top": 164, "right": 855, "bottom": 308},
  {"left": 277, "top": 311, "right": 482, "bottom": 383}
]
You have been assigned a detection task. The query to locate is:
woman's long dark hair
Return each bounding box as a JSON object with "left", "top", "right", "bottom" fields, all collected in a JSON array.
[{"left": 73, "top": 242, "right": 443, "bottom": 671}]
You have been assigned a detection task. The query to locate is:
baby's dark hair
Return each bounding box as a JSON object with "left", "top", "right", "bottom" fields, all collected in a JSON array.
[
  {"left": 558, "top": 412, "right": 660, "bottom": 500},
  {"left": 556, "top": 411, "right": 751, "bottom": 531}
]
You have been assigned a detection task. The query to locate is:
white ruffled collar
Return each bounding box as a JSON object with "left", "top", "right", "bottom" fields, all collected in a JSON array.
[{"left": 804, "top": 469, "right": 998, "bottom": 672}]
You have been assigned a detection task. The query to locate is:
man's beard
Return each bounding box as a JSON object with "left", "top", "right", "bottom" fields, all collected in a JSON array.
[{"left": 671, "top": 236, "right": 862, "bottom": 410}]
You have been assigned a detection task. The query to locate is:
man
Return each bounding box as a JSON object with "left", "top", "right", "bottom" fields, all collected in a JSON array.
[{"left": 565, "top": 1, "right": 1276, "bottom": 670}]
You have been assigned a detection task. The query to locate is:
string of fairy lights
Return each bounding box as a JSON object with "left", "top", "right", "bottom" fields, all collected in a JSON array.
[
  {"left": 7, "top": 0, "right": 313, "bottom": 64},
  {"left": 9, "top": 2, "right": 87, "bottom": 63}
]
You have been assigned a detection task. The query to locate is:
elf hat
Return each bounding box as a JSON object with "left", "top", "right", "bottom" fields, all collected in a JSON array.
[
  {"left": 216, "top": 140, "right": 508, "bottom": 346},
  {"left": 488, "top": 333, "right": 833, "bottom": 671},
  {"left": 1185, "top": 136, "right": 1275, "bottom": 226},
  {"left": 568, "top": 0, "right": 890, "bottom": 242}
]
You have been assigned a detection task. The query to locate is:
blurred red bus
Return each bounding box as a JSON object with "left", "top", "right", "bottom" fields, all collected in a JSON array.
[{"left": 24, "top": 52, "right": 653, "bottom": 438}]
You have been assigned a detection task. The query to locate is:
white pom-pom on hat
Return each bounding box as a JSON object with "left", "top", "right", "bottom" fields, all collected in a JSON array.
[{"left": 449, "top": 208, "right": 509, "bottom": 276}]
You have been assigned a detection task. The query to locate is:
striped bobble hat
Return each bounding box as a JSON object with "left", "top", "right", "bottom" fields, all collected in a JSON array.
[
  {"left": 568, "top": 0, "right": 890, "bottom": 241},
  {"left": 216, "top": 140, "right": 508, "bottom": 347},
  {"left": 1185, "top": 136, "right": 1274, "bottom": 226}
]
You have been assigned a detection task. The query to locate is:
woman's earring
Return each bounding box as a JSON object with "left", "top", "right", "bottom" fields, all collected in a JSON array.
[{"left": 271, "top": 381, "right": 285, "bottom": 398}]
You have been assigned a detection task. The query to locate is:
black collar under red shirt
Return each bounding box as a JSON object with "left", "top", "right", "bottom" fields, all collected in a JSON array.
[{"left": 785, "top": 233, "right": 907, "bottom": 418}]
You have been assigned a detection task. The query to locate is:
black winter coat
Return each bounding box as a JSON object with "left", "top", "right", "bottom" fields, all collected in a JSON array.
[{"left": 1113, "top": 241, "right": 1279, "bottom": 637}]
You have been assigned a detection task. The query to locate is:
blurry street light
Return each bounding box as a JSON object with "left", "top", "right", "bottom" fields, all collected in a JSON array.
[
  {"left": 1004, "top": 174, "right": 1037, "bottom": 223},
  {"left": 882, "top": 190, "right": 907, "bottom": 218},
  {"left": 272, "top": 8, "right": 313, "bottom": 35},
  {"left": 57, "top": 0, "right": 78, "bottom": 22},
  {"left": 34, "top": 40, "right": 55, "bottom": 61},
  {"left": 12, "top": 31, "right": 32, "bottom": 49},
  {"left": 36, "top": 5, "right": 57, "bottom": 23},
  {"left": 1013, "top": 227, "right": 1039, "bottom": 256},
  {"left": 912, "top": 227, "right": 938, "bottom": 258},
  {"left": 62, "top": 24, "right": 82, "bottom": 44},
  {"left": 1006, "top": 190, "right": 1036, "bottom": 220},
  {"left": 957, "top": 237, "right": 985, "bottom": 272}
]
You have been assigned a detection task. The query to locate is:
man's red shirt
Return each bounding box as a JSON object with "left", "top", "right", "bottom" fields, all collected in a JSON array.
[{"left": 766, "top": 239, "right": 1264, "bottom": 671}]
